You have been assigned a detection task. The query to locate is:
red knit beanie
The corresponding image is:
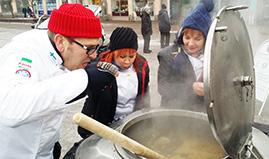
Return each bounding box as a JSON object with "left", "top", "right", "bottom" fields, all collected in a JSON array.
[{"left": 48, "top": 3, "right": 102, "bottom": 38}]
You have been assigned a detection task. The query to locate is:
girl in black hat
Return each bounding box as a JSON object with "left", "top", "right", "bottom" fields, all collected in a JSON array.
[{"left": 78, "top": 27, "right": 150, "bottom": 138}]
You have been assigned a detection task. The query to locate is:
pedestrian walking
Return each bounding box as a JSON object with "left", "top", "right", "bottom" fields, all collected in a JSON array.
[
  {"left": 157, "top": 0, "right": 214, "bottom": 111},
  {"left": 0, "top": 3, "right": 118, "bottom": 159},
  {"left": 22, "top": 7, "right": 27, "bottom": 17},
  {"left": 27, "top": 6, "right": 34, "bottom": 17},
  {"left": 140, "top": 5, "right": 152, "bottom": 53},
  {"left": 158, "top": 4, "right": 171, "bottom": 48}
]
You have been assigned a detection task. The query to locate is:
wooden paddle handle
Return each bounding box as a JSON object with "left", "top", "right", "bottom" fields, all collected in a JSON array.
[{"left": 73, "top": 113, "right": 167, "bottom": 159}]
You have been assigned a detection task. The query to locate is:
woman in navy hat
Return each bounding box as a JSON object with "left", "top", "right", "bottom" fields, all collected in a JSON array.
[{"left": 157, "top": 0, "right": 214, "bottom": 111}]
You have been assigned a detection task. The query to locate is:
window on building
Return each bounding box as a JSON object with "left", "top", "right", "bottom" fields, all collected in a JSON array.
[
  {"left": 112, "top": 0, "right": 128, "bottom": 16},
  {"left": 34, "top": 0, "right": 56, "bottom": 16}
]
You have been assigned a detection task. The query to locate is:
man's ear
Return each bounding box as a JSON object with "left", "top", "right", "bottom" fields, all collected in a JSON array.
[{"left": 54, "top": 34, "right": 65, "bottom": 52}]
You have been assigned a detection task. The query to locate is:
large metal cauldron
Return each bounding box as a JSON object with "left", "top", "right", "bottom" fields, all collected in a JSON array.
[
  {"left": 76, "top": 109, "right": 227, "bottom": 159},
  {"left": 115, "top": 109, "right": 227, "bottom": 159},
  {"left": 76, "top": 5, "right": 269, "bottom": 159},
  {"left": 75, "top": 108, "right": 269, "bottom": 159}
]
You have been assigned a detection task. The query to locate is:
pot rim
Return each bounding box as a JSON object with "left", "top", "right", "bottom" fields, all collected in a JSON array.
[{"left": 114, "top": 108, "right": 228, "bottom": 159}]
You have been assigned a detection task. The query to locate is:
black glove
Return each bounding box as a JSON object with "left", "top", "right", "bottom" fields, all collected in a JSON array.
[{"left": 85, "top": 62, "right": 118, "bottom": 93}]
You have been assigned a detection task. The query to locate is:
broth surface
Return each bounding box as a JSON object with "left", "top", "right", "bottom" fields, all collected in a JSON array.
[{"left": 123, "top": 115, "right": 225, "bottom": 159}]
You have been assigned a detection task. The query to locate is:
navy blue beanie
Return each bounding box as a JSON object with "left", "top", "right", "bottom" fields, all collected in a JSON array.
[
  {"left": 108, "top": 27, "right": 138, "bottom": 52},
  {"left": 178, "top": 0, "right": 214, "bottom": 45}
]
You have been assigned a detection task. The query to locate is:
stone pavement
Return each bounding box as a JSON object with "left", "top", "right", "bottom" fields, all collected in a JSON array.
[{"left": 0, "top": 16, "right": 37, "bottom": 23}]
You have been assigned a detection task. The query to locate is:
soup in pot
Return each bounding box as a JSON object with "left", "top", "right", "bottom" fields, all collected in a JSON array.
[{"left": 122, "top": 115, "right": 226, "bottom": 159}]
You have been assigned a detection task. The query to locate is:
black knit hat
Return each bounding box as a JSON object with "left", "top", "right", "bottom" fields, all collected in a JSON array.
[{"left": 108, "top": 27, "right": 138, "bottom": 52}]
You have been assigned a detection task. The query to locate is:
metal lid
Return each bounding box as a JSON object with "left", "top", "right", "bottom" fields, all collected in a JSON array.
[{"left": 204, "top": 6, "right": 255, "bottom": 158}]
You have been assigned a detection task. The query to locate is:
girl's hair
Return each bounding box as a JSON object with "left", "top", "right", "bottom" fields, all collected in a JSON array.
[{"left": 99, "top": 48, "right": 140, "bottom": 72}]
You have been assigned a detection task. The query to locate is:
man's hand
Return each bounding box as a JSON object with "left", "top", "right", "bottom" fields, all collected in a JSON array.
[{"left": 193, "top": 82, "right": 204, "bottom": 96}]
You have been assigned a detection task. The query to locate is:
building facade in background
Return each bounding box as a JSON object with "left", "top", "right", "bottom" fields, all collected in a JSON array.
[{"left": 0, "top": 0, "right": 268, "bottom": 24}]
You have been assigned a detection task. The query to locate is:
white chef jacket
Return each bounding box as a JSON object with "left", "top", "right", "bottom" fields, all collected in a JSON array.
[
  {"left": 114, "top": 65, "right": 138, "bottom": 121},
  {"left": 0, "top": 29, "right": 88, "bottom": 159}
]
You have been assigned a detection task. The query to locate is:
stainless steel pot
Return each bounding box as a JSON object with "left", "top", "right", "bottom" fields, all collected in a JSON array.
[
  {"left": 115, "top": 109, "right": 227, "bottom": 159},
  {"left": 75, "top": 108, "right": 269, "bottom": 159},
  {"left": 76, "top": 109, "right": 228, "bottom": 159}
]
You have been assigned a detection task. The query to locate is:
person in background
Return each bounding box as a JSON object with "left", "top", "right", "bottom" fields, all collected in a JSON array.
[
  {"left": 27, "top": 6, "right": 34, "bottom": 17},
  {"left": 78, "top": 27, "right": 150, "bottom": 138},
  {"left": 22, "top": 7, "right": 27, "bottom": 17},
  {"left": 63, "top": 27, "right": 150, "bottom": 159},
  {"left": 140, "top": 5, "right": 153, "bottom": 53},
  {"left": 158, "top": 4, "right": 171, "bottom": 48},
  {"left": 157, "top": 0, "right": 213, "bottom": 112},
  {"left": 0, "top": 3, "right": 117, "bottom": 159}
]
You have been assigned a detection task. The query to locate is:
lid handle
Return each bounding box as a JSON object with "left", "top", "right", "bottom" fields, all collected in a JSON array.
[{"left": 225, "top": 5, "right": 248, "bottom": 11}]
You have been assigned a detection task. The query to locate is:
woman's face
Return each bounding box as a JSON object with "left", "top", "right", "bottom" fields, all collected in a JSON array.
[
  {"left": 182, "top": 28, "right": 205, "bottom": 57},
  {"left": 114, "top": 51, "right": 137, "bottom": 70}
]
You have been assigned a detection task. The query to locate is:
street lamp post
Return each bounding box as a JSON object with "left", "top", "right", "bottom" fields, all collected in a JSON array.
[
  {"left": 56, "top": 0, "right": 62, "bottom": 8},
  {"left": 42, "top": 0, "right": 48, "bottom": 15}
]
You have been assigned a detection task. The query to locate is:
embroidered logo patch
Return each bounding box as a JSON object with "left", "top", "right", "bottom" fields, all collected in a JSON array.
[
  {"left": 18, "top": 57, "right": 32, "bottom": 70},
  {"left": 16, "top": 69, "right": 31, "bottom": 78},
  {"left": 16, "top": 57, "right": 32, "bottom": 78},
  {"left": 50, "top": 52, "right": 56, "bottom": 60}
]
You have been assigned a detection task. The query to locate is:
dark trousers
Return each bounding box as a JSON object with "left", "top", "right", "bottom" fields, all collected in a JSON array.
[
  {"left": 160, "top": 32, "right": 170, "bottom": 48},
  {"left": 22, "top": 8, "right": 27, "bottom": 17},
  {"left": 53, "top": 141, "right": 61, "bottom": 159},
  {"left": 143, "top": 33, "right": 151, "bottom": 52}
]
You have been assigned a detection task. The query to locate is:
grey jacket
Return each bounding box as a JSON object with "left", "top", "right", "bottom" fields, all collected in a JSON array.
[
  {"left": 158, "top": 9, "right": 171, "bottom": 33},
  {"left": 140, "top": 11, "right": 152, "bottom": 36},
  {"left": 157, "top": 43, "right": 204, "bottom": 112}
]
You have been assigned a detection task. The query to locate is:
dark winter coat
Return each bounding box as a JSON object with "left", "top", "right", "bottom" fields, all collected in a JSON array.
[
  {"left": 158, "top": 9, "right": 171, "bottom": 33},
  {"left": 78, "top": 54, "right": 150, "bottom": 139},
  {"left": 157, "top": 43, "right": 204, "bottom": 112},
  {"left": 140, "top": 11, "right": 152, "bottom": 36}
]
